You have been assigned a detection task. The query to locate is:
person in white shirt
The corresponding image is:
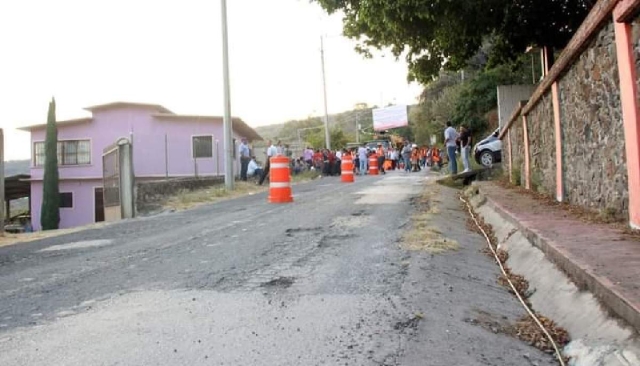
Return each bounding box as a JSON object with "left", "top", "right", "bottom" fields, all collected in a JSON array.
[
  {"left": 247, "top": 156, "right": 263, "bottom": 179},
  {"left": 444, "top": 121, "right": 459, "bottom": 175},
  {"left": 259, "top": 140, "right": 278, "bottom": 185},
  {"left": 358, "top": 144, "right": 368, "bottom": 175}
]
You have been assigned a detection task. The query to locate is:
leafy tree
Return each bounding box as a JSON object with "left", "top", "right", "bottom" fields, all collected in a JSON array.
[
  {"left": 312, "top": 0, "right": 592, "bottom": 82},
  {"left": 41, "top": 98, "right": 60, "bottom": 230},
  {"left": 304, "top": 127, "right": 353, "bottom": 150}
]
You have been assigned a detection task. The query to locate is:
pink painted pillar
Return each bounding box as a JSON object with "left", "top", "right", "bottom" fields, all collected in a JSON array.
[
  {"left": 508, "top": 129, "right": 513, "bottom": 183},
  {"left": 551, "top": 82, "right": 564, "bottom": 202},
  {"left": 614, "top": 19, "right": 640, "bottom": 229},
  {"left": 522, "top": 115, "right": 531, "bottom": 189}
]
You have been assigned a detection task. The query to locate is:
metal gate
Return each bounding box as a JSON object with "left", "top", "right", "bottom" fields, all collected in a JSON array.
[
  {"left": 102, "top": 143, "right": 121, "bottom": 221},
  {"left": 101, "top": 138, "right": 134, "bottom": 222}
]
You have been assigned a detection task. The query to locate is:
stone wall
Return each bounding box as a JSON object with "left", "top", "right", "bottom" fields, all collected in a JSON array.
[
  {"left": 136, "top": 176, "right": 224, "bottom": 212},
  {"left": 558, "top": 20, "right": 627, "bottom": 215},
  {"left": 526, "top": 94, "right": 556, "bottom": 195}
]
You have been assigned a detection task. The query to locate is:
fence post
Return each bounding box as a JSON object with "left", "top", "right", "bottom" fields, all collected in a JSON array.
[{"left": 118, "top": 138, "right": 135, "bottom": 220}]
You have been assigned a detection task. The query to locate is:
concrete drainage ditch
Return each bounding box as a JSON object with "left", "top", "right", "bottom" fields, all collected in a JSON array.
[{"left": 464, "top": 185, "right": 640, "bottom": 366}]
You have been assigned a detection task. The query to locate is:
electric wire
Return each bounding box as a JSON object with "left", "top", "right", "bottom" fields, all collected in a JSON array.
[{"left": 459, "top": 194, "right": 566, "bottom": 366}]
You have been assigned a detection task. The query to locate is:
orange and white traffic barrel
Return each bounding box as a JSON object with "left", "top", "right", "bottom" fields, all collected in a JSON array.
[
  {"left": 341, "top": 155, "right": 354, "bottom": 183},
  {"left": 368, "top": 154, "right": 379, "bottom": 176},
  {"left": 268, "top": 156, "right": 293, "bottom": 203}
]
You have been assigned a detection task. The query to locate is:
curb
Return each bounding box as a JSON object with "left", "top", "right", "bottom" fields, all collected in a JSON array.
[{"left": 481, "top": 193, "right": 640, "bottom": 333}]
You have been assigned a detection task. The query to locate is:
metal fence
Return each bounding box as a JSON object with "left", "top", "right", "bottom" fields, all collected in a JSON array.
[{"left": 102, "top": 146, "right": 120, "bottom": 208}]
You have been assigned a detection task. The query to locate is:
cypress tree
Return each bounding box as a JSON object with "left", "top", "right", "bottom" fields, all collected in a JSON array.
[{"left": 41, "top": 98, "right": 60, "bottom": 230}]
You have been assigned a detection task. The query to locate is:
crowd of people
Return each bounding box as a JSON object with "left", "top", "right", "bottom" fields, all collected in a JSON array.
[
  {"left": 238, "top": 138, "right": 456, "bottom": 184},
  {"left": 237, "top": 120, "right": 475, "bottom": 183}
]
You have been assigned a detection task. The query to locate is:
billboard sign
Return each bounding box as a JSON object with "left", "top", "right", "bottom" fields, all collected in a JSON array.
[{"left": 372, "top": 105, "right": 408, "bottom": 131}]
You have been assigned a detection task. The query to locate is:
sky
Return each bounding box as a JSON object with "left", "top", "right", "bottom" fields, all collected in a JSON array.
[{"left": 0, "top": 0, "right": 422, "bottom": 161}]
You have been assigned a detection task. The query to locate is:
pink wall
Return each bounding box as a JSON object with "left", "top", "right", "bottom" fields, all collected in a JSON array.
[
  {"left": 31, "top": 179, "right": 102, "bottom": 231},
  {"left": 29, "top": 106, "right": 246, "bottom": 179},
  {"left": 29, "top": 104, "right": 249, "bottom": 230}
]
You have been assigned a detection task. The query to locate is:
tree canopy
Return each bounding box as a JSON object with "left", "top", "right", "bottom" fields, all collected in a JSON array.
[{"left": 312, "top": 0, "right": 593, "bottom": 83}]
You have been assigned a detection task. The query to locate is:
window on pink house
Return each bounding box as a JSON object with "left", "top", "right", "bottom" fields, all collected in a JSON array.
[
  {"left": 192, "top": 136, "right": 213, "bottom": 159},
  {"left": 33, "top": 140, "right": 91, "bottom": 167}
]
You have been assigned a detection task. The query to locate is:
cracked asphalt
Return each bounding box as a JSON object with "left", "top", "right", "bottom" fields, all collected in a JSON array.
[{"left": 0, "top": 171, "right": 557, "bottom": 365}]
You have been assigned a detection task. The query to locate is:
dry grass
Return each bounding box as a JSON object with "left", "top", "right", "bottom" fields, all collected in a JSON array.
[
  {"left": 400, "top": 228, "right": 459, "bottom": 253},
  {"left": 163, "top": 182, "right": 268, "bottom": 211},
  {"left": 400, "top": 186, "right": 459, "bottom": 254}
]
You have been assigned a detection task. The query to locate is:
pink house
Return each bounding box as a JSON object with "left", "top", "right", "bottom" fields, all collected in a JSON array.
[{"left": 19, "top": 102, "right": 262, "bottom": 231}]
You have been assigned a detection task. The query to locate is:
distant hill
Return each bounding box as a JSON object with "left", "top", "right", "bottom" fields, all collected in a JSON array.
[
  {"left": 4, "top": 160, "right": 30, "bottom": 176},
  {"left": 254, "top": 104, "right": 417, "bottom": 148}
]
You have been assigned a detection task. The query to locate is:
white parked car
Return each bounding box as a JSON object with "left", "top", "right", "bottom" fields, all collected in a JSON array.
[{"left": 474, "top": 128, "right": 502, "bottom": 167}]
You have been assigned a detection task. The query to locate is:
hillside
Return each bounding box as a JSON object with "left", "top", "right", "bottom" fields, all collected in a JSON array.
[
  {"left": 255, "top": 105, "right": 416, "bottom": 149},
  {"left": 254, "top": 107, "right": 378, "bottom": 144},
  {"left": 4, "top": 160, "right": 30, "bottom": 176}
]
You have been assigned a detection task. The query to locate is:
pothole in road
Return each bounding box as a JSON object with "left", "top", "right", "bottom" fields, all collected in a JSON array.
[
  {"left": 318, "top": 234, "right": 357, "bottom": 248},
  {"left": 393, "top": 313, "right": 423, "bottom": 332},
  {"left": 332, "top": 216, "right": 371, "bottom": 229},
  {"left": 38, "top": 239, "right": 114, "bottom": 252},
  {"left": 260, "top": 277, "right": 295, "bottom": 289},
  {"left": 285, "top": 227, "right": 323, "bottom": 237}
]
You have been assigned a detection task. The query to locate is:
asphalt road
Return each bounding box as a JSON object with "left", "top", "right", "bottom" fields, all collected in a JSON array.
[{"left": 0, "top": 171, "right": 556, "bottom": 366}]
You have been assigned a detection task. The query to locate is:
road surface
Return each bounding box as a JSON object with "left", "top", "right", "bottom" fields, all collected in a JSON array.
[{"left": 0, "top": 171, "right": 556, "bottom": 365}]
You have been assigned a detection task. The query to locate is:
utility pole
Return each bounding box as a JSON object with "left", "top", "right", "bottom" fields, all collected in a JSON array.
[
  {"left": 320, "top": 36, "right": 331, "bottom": 150},
  {"left": 355, "top": 111, "right": 360, "bottom": 143},
  {"left": 221, "top": 0, "right": 234, "bottom": 190},
  {"left": 0, "top": 128, "right": 4, "bottom": 235}
]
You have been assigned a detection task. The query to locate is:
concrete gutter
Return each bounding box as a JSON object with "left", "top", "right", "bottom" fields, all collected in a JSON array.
[{"left": 466, "top": 183, "right": 640, "bottom": 366}]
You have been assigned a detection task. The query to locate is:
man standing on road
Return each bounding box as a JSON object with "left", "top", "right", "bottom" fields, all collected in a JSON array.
[
  {"left": 444, "top": 121, "right": 459, "bottom": 175},
  {"left": 402, "top": 142, "right": 412, "bottom": 172},
  {"left": 258, "top": 140, "right": 278, "bottom": 185},
  {"left": 358, "top": 143, "right": 368, "bottom": 175},
  {"left": 239, "top": 138, "right": 251, "bottom": 181}
]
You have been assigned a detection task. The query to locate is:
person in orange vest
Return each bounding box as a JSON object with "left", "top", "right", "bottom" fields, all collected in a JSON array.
[
  {"left": 410, "top": 145, "right": 420, "bottom": 172},
  {"left": 376, "top": 143, "right": 386, "bottom": 175},
  {"left": 432, "top": 147, "right": 441, "bottom": 168}
]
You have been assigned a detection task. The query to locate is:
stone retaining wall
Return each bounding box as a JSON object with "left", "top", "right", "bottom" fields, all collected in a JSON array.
[
  {"left": 505, "top": 18, "right": 629, "bottom": 218},
  {"left": 136, "top": 177, "right": 224, "bottom": 212},
  {"left": 558, "top": 21, "right": 627, "bottom": 215},
  {"left": 526, "top": 93, "right": 556, "bottom": 195}
]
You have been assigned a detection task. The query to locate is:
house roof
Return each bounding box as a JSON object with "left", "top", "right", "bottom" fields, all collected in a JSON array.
[
  {"left": 17, "top": 117, "right": 93, "bottom": 131},
  {"left": 84, "top": 101, "right": 173, "bottom": 114},
  {"left": 16, "top": 102, "right": 263, "bottom": 141},
  {"left": 152, "top": 113, "right": 263, "bottom": 141},
  {"left": 4, "top": 174, "right": 31, "bottom": 201}
]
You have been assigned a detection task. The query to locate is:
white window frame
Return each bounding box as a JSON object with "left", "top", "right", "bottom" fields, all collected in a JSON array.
[
  {"left": 191, "top": 135, "right": 214, "bottom": 159},
  {"left": 32, "top": 138, "right": 92, "bottom": 167}
]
